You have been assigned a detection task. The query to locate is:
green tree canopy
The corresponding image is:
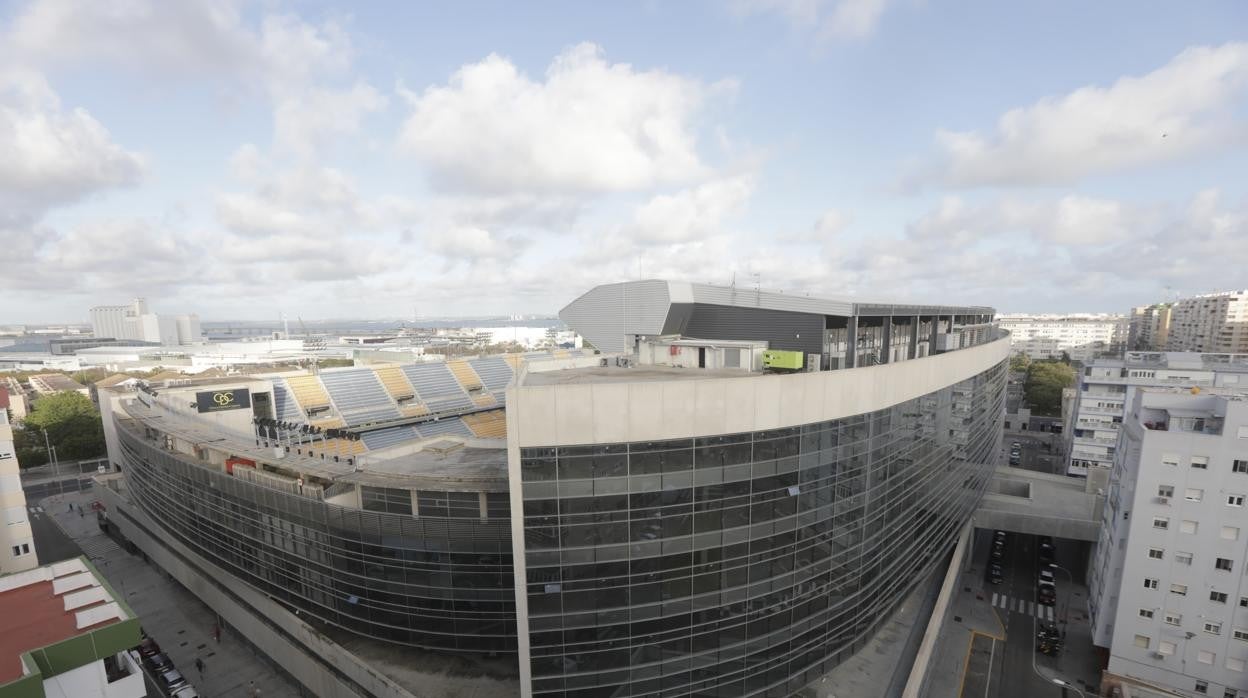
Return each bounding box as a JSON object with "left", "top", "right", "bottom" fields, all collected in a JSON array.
[
  {"left": 1024, "top": 361, "right": 1075, "bottom": 417},
  {"left": 1008, "top": 353, "right": 1032, "bottom": 373},
  {"left": 16, "top": 391, "right": 106, "bottom": 466}
]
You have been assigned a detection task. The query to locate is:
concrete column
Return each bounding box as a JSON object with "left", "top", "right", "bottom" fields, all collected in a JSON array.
[
  {"left": 845, "top": 316, "right": 858, "bottom": 369},
  {"left": 929, "top": 315, "right": 939, "bottom": 349},
  {"left": 880, "top": 318, "right": 892, "bottom": 364},
  {"left": 909, "top": 315, "right": 920, "bottom": 361}
]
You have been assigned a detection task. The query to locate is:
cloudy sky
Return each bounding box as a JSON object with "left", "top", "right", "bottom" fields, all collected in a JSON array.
[{"left": 2, "top": 0, "right": 1246, "bottom": 323}]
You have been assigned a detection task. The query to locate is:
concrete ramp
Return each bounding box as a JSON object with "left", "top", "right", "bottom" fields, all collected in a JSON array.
[{"left": 973, "top": 466, "right": 1103, "bottom": 541}]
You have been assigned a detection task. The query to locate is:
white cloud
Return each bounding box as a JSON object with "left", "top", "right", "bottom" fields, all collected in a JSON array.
[
  {"left": 0, "top": 68, "right": 143, "bottom": 216},
  {"left": 398, "top": 43, "right": 718, "bottom": 194},
  {"left": 628, "top": 175, "right": 754, "bottom": 244},
  {"left": 216, "top": 166, "right": 383, "bottom": 238},
  {"left": 734, "top": 0, "right": 889, "bottom": 40},
  {"left": 423, "top": 225, "right": 527, "bottom": 263},
  {"left": 920, "top": 42, "right": 1248, "bottom": 187},
  {"left": 272, "top": 82, "right": 387, "bottom": 158}
]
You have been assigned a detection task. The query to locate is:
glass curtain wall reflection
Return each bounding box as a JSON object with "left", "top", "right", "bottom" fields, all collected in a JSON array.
[{"left": 520, "top": 361, "right": 1006, "bottom": 698}]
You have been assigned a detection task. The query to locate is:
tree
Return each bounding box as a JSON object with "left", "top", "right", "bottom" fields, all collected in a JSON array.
[
  {"left": 1023, "top": 361, "right": 1075, "bottom": 417},
  {"left": 16, "top": 392, "right": 107, "bottom": 466},
  {"left": 1008, "top": 353, "right": 1032, "bottom": 373}
]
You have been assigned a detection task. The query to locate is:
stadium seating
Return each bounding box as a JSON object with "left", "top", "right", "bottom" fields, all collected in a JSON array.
[
  {"left": 361, "top": 426, "right": 420, "bottom": 450},
  {"left": 319, "top": 369, "right": 401, "bottom": 426},
  {"left": 413, "top": 418, "right": 475, "bottom": 439},
  {"left": 286, "top": 375, "right": 332, "bottom": 414},
  {"left": 400, "top": 364, "right": 473, "bottom": 412},
  {"left": 447, "top": 360, "right": 484, "bottom": 392},
  {"left": 467, "top": 357, "right": 513, "bottom": 392},
  {"left": 374, "top": 366, "right": 417, "bottom": 403},
  {"left": 272, "top": 381, "right": 306, "bottom": 423},
  {"left": 462, "top": 410, "right": 507, "bottom": 439}
]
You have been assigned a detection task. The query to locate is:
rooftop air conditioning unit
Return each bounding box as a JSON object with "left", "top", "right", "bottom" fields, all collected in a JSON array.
[{"left": 1155, "top": 496, "right": 1169, "bottom": 505}]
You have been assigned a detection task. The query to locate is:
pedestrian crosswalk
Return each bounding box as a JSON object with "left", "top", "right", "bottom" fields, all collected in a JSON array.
[
  {"left": 78, "top": 534, "right": 123, "bottom": 562},
  {"left": 990, "top": 592, "right": 1056, "bottom": 621}
]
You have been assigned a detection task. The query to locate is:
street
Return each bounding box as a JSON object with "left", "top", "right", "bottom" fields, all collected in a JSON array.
[
  {"left": 25, "top": 500, "right": 85, "bottom": 564},
  {"left": 1001, "top": 431, "right": 1061, "bottom": 475},
  {"left": 958, "top": 530, "right": 1101, "bottom": 698}
]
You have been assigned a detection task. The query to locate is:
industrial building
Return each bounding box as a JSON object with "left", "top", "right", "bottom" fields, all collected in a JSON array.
[
  {"left": 94, "top": 280, "right": 1008, "bottom": 697},
  {"left": 89, "top": 298, "right": 201, "bottom": 347}
]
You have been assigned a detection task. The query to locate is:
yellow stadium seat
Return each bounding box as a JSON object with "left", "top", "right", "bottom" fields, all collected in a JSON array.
[
  {"left": 472, "top": 394, "right": 498, "bottom": 408},
  {"left": 448, "top": 360, "right": 484, "bottom": 392},
  {"left": 287, "top": 375, "right": 332, "bottom": 410}
]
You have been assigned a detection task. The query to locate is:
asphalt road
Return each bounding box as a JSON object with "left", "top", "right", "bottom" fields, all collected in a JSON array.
[{"left": 26, "top": 501, "right": 85, "bottom": 564}]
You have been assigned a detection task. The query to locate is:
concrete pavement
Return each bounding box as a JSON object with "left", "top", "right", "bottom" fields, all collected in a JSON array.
[{"left": 38, "top": 487, "right": 303, "bottom": 698}]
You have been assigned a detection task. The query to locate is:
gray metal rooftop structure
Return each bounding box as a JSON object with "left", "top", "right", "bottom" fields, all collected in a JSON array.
[{"left": 559, "top": 279, "right": 996, "bottom": 365}]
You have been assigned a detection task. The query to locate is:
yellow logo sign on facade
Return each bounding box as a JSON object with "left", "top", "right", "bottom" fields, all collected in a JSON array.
[{"left": 213, "top": 391, "right": 235, "bottom": 406}]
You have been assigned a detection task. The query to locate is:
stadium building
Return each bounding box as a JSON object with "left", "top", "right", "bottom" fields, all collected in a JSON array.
[{"left": 95, "top": 280, "right": 1008, "bottom": 698}]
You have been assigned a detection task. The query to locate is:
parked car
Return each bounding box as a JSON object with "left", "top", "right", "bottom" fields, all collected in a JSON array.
[
  {"left": 137, "top": 638, "right": 160, "bottom": 658},
  {"left": 1038, "top": 586, "right": 1056, "bottom": 605},
  {"left": 988, "top": 563, "right": 1004, "bottom": 585},
  {"left": 1039, "top": 536, "right": 1056, "bottom": 562},
  {"left": 160, "top": 669, "right": 188, "bottom": 692},
  {"left": 173, "top": 685, "right": 200, "bottom": 698},
  {"left": 991, "top": 543, "right": 1005, "bottom": 560},
  {"left": 145, "top": 653, "right": 171, "bottom": 672},
  {"left": 1039, "top": 567, "right": 1055, "bottom": 586}
]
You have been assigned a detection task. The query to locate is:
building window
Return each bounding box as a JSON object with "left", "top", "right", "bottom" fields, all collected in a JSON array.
[
  {"left": 1176, "top": 552, "right": 1193, "bottom": 565},
  {"left": 1162, "top": 455, "right": 1180, "bottom": 467},
  {"left": 1234, "top": 628, "right": 1248, "bottom": 642},
  {"left": 1229, "top": 494, "right": 1246, "bottom": 507},
  {"left": 1229, "top": 657, "right": 1246, "bottom": 672},
  {"left": 1181, "top": 520, "right": 1198, "bottom": 534},
  {"left": 1158, "top": 485, "right": 1175, "bottom": 498},
  {"left": 1153, "top": 518, "right": 1169, "bottom": 530},
  {"left": 1217, "top": 558, "right": 1235, "bottom": 572},
  {"left": 1159, "top": 640, "right": 1177, "bottom": 655},
  {"left": 1196, "top": 680, "right": 1208, "bottom": 694},
  {"left": 1144, "top": 577, "right": 1160, "bottom": 590},
  {"left": 1212, "top": 591, "right": 1229, "bottom": 604},
  {"left": 1148, "top": 548, "right": 1165, "bottom": 560},
  {"left": 1224, "top": 526, "right": 1241, "bottom": 541},
  {"left": 1234, "top": 459, "right": 1248, "bottom": 474},
  {"left": 1171, "top": 583, "right": 1188, "bottom": 596},
  {"left": 1134, "top": 634, "right": 1151, "bottom": 649},
  {"left": 10, "top": 543, "right": 28, "bottom": 557},
  {"left": 1199, "top": 651, "right": 1217, "bottom": 666},
  {"left": 1185, "top": 488, "right": 1204, "bottom": 501},
  {"left": 1205, "top": 621, "right": 1222, "bottom": 635},
  {"left": 1139, "top": 608, "right": 1155, "bottom": 619},
  {"left": 1165, "top": 612, "right": 1182, "bottom": 626},
  {"left": 1192, "top": 456, "right": 1209, "bottom": 470}
]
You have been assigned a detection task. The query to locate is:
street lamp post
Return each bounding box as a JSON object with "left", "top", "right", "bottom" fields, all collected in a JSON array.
[{"left": 1051, "top": 564, "right": 1076, "bottom": 637}]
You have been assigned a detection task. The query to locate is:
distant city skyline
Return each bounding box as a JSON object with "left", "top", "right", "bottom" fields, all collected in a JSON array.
[{"left": 1, "top": 1, "right": 1246, "bottom": 323}]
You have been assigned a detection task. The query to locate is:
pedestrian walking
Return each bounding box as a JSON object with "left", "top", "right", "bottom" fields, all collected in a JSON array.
[
  {"left": 194, "top": 657, "right": 204, "bottom": 676},
  {"left": 249, "top": 680, "right": 262, "bottom": 697},
  {"left": 212, "top": 622, "right": 220, "bottom": 643},
  {"left": 77, "top": 505, "right": 83, "bottom": 518}
]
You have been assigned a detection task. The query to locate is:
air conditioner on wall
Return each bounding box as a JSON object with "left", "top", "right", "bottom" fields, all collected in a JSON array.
[
  {"left": 1155, "top": 496, "right": 1169, "bottom": 505},
  {"left": 1152, "top": 652, "right": 1166, "bottom": 660}
]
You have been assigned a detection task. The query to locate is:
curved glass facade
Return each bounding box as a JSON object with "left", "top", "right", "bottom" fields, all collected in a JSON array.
[
  {"left": 115, "top": 420, "right": 518, "bottom": 653},
  {"left": 519, "top": 360, "right": 1006, "bottom": 697}
]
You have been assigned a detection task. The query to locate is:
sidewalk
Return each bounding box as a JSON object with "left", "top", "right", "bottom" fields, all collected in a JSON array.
[
  {"left": 41, "top": 488, "right": 302, "bottom": 698},
  {"left": 923, "top": 562, "right": 1006, "bottom": 698}
]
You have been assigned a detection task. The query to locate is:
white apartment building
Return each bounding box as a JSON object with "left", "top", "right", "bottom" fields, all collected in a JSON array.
[
  {"left": 1090, "top": 388, "right": 1248, "bottom": 698},
  {"left": 89, "top": 297, "right": 201, "bottom": 346},
  {"left": 1068, "top": 353, "right": 1248, "bottom": 478},
  {"left": 0, "top": 389, "right": 36, "bottom": 575},
  {"left": 1131, "top": 304, "right": 1175, "bottom": 351},
  {"left": 1166, "top": 291, "right": 1248, "bottom": 354},
  {"left": 998, "top": 313, "right": 1128, "bottom": 361}
]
